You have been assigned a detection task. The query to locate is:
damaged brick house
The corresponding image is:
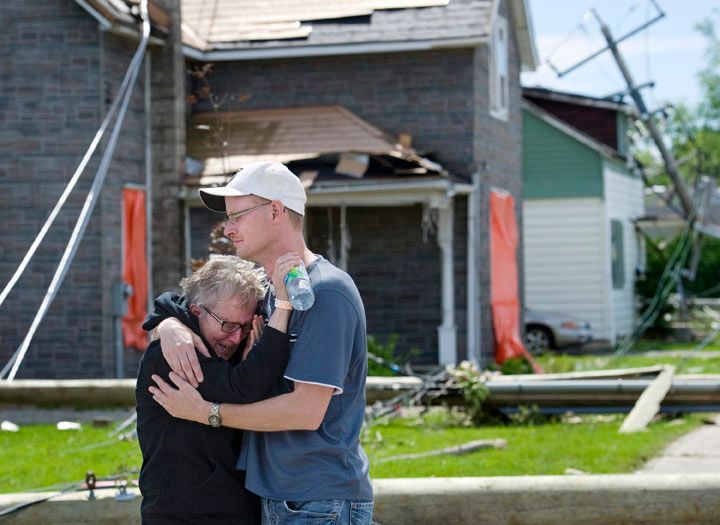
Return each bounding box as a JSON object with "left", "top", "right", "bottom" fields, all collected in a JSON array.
[
  {"left": 1, "top": 0, "right": 536, "bottom": 378},
  {"left": 180, "top": 0, "right": 538, "bottom": 366}
]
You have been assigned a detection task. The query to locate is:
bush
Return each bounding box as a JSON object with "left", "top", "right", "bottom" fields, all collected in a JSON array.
[
  {"left": 636, "top": 236, "right": 720, "bottom": 337},
  {"left": 367, "top": 334, "right": 420, "bottom": 376},
  {"left": 447, "top": 361, "right": 492, "bottom": 425}
]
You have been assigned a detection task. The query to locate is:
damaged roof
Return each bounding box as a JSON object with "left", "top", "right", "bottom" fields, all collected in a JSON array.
[
  {"left": 76, "top": 0, "right": 171, "bottom": 35},
  {"left": 181, "top": 0, "right": 538, "bottom": 70},
  {"left": 185, "top": 105, "right": 452, "bottom": 189}
]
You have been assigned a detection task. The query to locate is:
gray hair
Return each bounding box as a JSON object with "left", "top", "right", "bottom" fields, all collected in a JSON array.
[{"left": 180, "top": 255, "right": 267, "bottom": 309}]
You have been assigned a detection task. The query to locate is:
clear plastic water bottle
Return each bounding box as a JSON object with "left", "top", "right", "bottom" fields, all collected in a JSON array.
[{"left": 284, "top": 263, "right": 315, "bottom": 311}]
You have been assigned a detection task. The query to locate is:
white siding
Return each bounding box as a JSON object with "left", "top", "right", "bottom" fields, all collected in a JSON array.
[
  {"left": 523, "top": 198, "right": 612, "bottom": 340},
  {"left": 604, "top": 163, "right": 645, "bottom": 339}
]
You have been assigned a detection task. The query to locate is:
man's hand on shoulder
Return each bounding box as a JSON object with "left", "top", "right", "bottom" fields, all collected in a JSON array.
[{"left": 158, "top": 317, "right": 209, "bottom": 387}]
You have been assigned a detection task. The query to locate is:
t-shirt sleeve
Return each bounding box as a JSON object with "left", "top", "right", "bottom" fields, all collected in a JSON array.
[{"left": 283, "top": 288, "right": 357, "bottom": 394}]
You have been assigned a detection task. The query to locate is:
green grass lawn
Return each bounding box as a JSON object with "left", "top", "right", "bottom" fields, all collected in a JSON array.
[
  {"left": 536, "top": 353, "right": 720, "bottom": 374},
  {"left": 630, "top": 340, "right": 720, "bottom": 352},
  {"left": 0, "top": 424, "right": 141, "bottom": 494},
  {"left": 0, "top": 412, "right": 704, "bottom": 493},
  {"left": 365, "top": 412, "right": 704, "bottom": 478}
]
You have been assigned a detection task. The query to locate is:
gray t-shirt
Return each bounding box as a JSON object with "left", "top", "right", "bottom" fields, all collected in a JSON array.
[{"left": 238, "top": 256, "right": 373, "bottom": 501}]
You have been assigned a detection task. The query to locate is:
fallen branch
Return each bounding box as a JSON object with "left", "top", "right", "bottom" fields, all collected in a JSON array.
[{"left": 376, "top": 439, "right": 506, "bottom": 464}]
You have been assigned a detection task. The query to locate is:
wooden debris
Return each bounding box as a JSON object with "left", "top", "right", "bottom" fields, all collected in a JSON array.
[
  {"left": 619, "top": 365, "right": 675, "bottom": 434},
  {"left": 376, "top": 438, "right": 506, "bottom": 463},
  {"left": 564, "top": 467, "right": 587, "bottom": 475},
  {"left": 491, "top": 365, "right": 667, "bottom": 382}
]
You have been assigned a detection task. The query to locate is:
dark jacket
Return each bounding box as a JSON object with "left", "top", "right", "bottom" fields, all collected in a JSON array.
[{"left": 136, "top": 293, "right": 288, "bottom": 524}]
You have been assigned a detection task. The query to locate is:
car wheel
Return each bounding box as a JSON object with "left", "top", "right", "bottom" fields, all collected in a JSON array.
[{"left": 525, "top": 326, "right": 552, "bottom": 355}]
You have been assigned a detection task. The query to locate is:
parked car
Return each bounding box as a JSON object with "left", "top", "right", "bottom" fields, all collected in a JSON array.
[{"left": 524, "top": 309, "right": 593, "bottom": 354}]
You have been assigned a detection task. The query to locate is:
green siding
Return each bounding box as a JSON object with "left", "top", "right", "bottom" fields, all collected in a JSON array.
[{"left": 523, "top": 109, "right": 603, "bottom": 199}]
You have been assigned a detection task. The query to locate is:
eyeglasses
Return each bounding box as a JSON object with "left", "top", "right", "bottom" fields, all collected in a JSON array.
[
  {"left": 201, "top": 306, "right": 253, "bottom": 335},
  {"left": 225, "top": 202, "right": 270, "bottom": 226}
]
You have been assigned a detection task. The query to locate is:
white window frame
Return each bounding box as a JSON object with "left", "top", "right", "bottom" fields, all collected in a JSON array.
[{"left": 489, "top": 15, "right": 510, "bottom": 121}]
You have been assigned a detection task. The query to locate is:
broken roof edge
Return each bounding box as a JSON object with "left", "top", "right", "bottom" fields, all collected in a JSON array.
[
  {"left": 523, "top": 86, "right": 637, "bottom": 115},
  {"left": 183, "top": 35, "right": 490, "bottom": 62},
  {"left": 75, "top": 0, "right": 171, "bottom": 43},
  {"left": 523, "top": 100, "right": 627, "bottom": 163}
]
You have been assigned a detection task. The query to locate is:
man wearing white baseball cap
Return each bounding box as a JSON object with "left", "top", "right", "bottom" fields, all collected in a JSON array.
[{"left": 149, "top": 161, "right": 374, "bottom": 524}]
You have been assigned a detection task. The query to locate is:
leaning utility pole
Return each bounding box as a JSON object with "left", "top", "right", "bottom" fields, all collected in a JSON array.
[
  {"left": 590, "top": 8, "right": 695, "bottom": 218},
  {"left": 550, "top": 0, "right": 696, "bottom": 219}
]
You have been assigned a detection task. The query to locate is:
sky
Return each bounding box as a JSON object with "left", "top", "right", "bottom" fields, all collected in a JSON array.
[{"left": 521, "top": 0, "right": 719, "bottom": 109}]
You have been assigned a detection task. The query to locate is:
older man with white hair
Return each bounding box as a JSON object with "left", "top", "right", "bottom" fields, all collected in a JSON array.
[{"left": 137, "top": 254, "right": 297, "bottom": 524}]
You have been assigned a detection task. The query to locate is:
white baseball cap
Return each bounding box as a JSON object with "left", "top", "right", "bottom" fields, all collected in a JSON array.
[{"left": 199, "top": 161, "right": 307, "bottom": 216}]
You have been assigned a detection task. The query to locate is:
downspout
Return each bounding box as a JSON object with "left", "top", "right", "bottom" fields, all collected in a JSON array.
[
  {"left": 467, "top": 172, "right": 481, "bottom": 365},
  {"left": 144, "top": 54, "right": 153, "bottom": 311}
]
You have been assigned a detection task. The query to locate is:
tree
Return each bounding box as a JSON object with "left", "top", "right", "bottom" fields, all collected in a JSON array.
[{"left": 634, "top": 12, "right": 720, "bottom": 337}]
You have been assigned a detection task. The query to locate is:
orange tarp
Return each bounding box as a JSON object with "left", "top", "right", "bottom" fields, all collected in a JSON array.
[
  {"left": 122, "top": 188, "right": 148, "bottom": 351},
  {"left": 489, "top": 190, "right": 532, "bottom": 365}
]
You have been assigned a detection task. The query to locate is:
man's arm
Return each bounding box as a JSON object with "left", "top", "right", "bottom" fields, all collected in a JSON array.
[
  {"left": 219, "top": 382, "right": 333, "bottom": 431},
  {"left": 150, "top": 373, "right": 333, "bottom": 431},
  {"left": 195, "top": 326, "right": 290, "bottom": 404}
]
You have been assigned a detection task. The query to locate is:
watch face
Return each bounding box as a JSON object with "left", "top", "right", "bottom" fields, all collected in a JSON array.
[{"left": 208, "top": 415, "right": 221, "bottom": 428}]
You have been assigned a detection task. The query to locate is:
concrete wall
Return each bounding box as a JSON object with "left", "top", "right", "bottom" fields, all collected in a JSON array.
[{"left": 2, "top": 475, "right": 720, "bottom": 524}]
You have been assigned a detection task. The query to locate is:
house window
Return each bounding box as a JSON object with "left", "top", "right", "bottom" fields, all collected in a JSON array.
[
  {"left": 611, "top": 220, "right": 625, "bottom": 289},
  {"left": 490, "top": 15, "right": 509, "bottom": 120}
]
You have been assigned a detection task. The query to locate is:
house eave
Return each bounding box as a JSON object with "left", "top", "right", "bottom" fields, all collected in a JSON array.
[
  {"left": 523, "top": 87, "right": 636, "bottom": 115},
  {"left": 183, "top": 178, "right": 473, "bottom": 208},
  {"left": 183, "top": 36, "right": 489, "bottom": 62}
]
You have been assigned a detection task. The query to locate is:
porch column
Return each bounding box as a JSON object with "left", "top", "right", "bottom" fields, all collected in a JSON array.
[{"left": 436, "top": 200, "right": 457, "bottom": 364}]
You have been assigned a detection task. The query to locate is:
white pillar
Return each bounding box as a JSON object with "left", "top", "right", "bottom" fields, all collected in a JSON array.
[{"left": 436, "top": 201, "right": 457, "bottom": 365}]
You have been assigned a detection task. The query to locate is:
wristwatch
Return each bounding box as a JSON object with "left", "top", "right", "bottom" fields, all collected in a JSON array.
[{"left": 208, "top": 402, "right": 222, "bottom": 428}]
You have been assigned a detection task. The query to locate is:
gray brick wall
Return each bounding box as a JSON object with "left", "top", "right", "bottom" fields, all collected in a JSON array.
[
  {"left": 100, "top": 31, "right": 151, "bottom": 378},
  {"left": 471, "top": 0, "right": 525, "bottom": 365},
  {"left": 189, "top": 49, "right": 476, "bottom": 176},
  {"left": 0, "top": 0, "right": 155, "bottom": 378},
  {"left": 150, "top": 0, "right": 186, "bottom": 296}
]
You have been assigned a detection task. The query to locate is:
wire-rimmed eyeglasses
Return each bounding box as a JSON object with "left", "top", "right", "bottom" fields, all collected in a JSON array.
[
  {"left": 224, "top": 202, "right": 270, "bottom": 226},
  {"left": 201, "top": 306, "right": 253, "bottom": 334}
]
